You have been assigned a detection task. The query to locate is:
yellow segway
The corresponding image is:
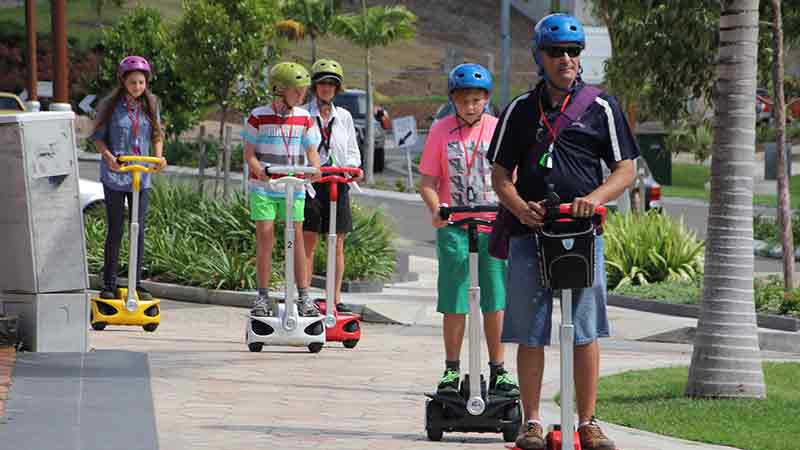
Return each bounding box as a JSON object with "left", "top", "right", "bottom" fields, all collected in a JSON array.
[{"left": 90, "top": 155, "right": 163, "bottom": 332}]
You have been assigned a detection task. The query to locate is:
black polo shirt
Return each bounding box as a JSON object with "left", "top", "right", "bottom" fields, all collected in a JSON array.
[{"left": 487, "top": 82, "right": 639, "bottom": 203}]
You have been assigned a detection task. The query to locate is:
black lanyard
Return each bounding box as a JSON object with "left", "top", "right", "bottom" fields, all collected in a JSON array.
[{"left": 316, "top": 115, "right": 336, "bottom": 164}]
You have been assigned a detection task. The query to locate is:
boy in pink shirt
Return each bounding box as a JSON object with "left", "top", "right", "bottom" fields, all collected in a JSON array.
[{"left": 419, "top": 64, "right": 518, "bottom": 397}]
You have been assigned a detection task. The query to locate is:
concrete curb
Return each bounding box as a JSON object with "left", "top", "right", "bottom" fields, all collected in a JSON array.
[
  {"left": 609, "top": 294, "right": 800, "bottom": 332},
  {"left": 88, "top": 275, "right": 400, "bottom": 325},
  {"left": 641, "top": 326, "right": 800, "bottom": 354}
]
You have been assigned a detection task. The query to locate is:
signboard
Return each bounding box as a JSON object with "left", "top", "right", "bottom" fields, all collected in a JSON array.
[{"left": 392, "top": 115, "right": 418, "bottom": 149}]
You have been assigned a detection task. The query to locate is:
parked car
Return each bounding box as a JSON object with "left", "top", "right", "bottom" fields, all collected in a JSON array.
[
  {"left": 79, "top": 178, "right": 105, "bottom": 212},
  {"left": 603, "top": 156, "right": 662, "bottom": 212},
  {"left": 0, "top": 92, "right": 25, "bottom": 114},
  {"left": 333, "top": 89, "right": 390, "bottom": 172}
]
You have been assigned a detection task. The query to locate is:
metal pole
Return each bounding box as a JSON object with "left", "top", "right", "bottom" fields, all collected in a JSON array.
[
  {"left": 25, "top": 0, "right": 40, "bottom": 112},
  {"left": 560, "top": 288, "right": 575, "bottom": 450},
  {"left": 500, "top": 0, "right": 511, "bottom": 109},
  {"left": 51, "top": 0, "right": 70, "bottom": 111}
]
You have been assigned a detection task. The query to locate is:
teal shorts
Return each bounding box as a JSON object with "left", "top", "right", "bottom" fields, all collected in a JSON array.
[
  {"left": 436, "top": 226, "right": 507, "bottom": 314},
  {"left": 250, "top": 192, "right": 305, "bottom": 222}
]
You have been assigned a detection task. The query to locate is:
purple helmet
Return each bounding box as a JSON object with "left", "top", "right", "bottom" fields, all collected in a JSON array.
[{"left": 117, "top": 55, "right": 152, "bottom": 81}]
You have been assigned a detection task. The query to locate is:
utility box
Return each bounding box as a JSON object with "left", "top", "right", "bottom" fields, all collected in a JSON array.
[
  {"left": 1, "top": 292, "right": 88, "bottom": 352},
  {"left": 0, "top": 112, "right": 88, "bottom": 293},
  {"left": 764, "top": 142, "right": 793, "bottom": 181},
  {"left": 0, "top": 112, "right": 88, "bottom": 353}
]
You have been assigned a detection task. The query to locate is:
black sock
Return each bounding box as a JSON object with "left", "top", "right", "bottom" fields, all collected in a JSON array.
[
  {"left": 489, "top": 361, "right": 504, "bottom": 379},
  {"left": 445, "top": 360, "right": 460, "bottom": 372}
]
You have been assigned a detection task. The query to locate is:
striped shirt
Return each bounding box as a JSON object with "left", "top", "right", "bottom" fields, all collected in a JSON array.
[{"left": 242, "top": 104, "right": 321, "bottom": 198}]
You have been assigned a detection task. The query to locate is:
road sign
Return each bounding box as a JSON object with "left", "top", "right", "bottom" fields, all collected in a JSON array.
[
  {"left": 392, "top": 115, "right": 417, "bottom": 149},
  {"left": 78, "top": 94, "right": 97, "bottom": 113}
]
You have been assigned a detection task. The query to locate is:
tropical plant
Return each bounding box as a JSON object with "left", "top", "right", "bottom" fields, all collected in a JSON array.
[
  {"left": 280, "top": 0, "right": 342, "bottom": 62},
  {"left": 604, "top": 211, "right": 704, "bottom": 289},
  {"left": 665, "top": 119, "right": 713, "bottom": 162},
  {"left": 333, "top": 3, "right": 416, "bottom": 183},
  {"left": 686, "top": 0, "right": 766, "bottom": 399}
]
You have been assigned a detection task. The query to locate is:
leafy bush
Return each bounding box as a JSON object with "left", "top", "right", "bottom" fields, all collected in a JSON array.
[
  {"left": 753, "top": 213, "right": 800, "bottom": 247},
  {"left": 666, "top": 119, "right": 713, "bottom": 162},
  {"left": 84, "top": 180, "right": 396, "bottom": 290},
  {"left": 604, "top": 211, "right": 704, "bottom": 289},
  {"left": 311, "top": 203, "right": 397, "bottom": 281},
  {"left": 610, "top": 275, "right": 800, "bottom": 318}
]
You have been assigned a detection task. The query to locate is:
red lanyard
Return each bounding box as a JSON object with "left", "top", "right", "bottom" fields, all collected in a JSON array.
[
  {"left": 456, "top": 118, "right": 486, "bottom": 177},
  {"left": 274, "top": 103, "right": 295, "bottom": 160},
  {"left": 126, "top": 98, "right": 141, "bottom": 154},
  {"left": 538, "top": 93, "right": 572, "bottom": 143}
]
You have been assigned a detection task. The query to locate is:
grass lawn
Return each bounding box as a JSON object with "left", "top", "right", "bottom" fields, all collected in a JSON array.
[
  {"left": 595, "top": 363, "right": 800, "bottom": 450},
  {"left": 666, "top": 162, "right": 800, "bottom": 208}
]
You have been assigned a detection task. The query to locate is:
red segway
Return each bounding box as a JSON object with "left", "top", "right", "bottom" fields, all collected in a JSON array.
[
  {"left": 312, "top": 166, "right": 363, "bottom": 348},
  {"left": 507, "top": 203, "right": 607, "bottom": 450}
]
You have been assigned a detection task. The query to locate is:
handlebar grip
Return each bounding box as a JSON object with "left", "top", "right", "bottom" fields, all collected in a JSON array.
[
  {"left": 320, "top": 167, "right": 362, "bottom": 176},
  {"left": 265, "top": 165, "right": 320, "bottom": 176},
  {"left": 439, "top": 205, "right": 499, "bottom": 220}
]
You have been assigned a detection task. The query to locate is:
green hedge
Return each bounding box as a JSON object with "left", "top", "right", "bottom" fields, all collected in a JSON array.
[{"left": 84, "top": 181, "right": 396, "bottom": 290}]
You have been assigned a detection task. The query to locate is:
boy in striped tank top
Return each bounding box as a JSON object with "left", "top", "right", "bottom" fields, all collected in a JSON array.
[{"left": 243, "top": 62, "right": 322, "bottom": 317}]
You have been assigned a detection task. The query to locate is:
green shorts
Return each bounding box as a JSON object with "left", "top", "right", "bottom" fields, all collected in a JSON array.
[
  {"left": 250, "top": 192, "right": 305, "bottom": 222},
  {"left": 436, "top": 226, "right": 507, "bottom": 314}
]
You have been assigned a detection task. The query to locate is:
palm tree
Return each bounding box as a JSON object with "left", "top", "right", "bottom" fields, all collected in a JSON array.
[
  {"left": 686, "top": 0, "right": 766, "bottom": 399},
  {"left": 334, "top": 2, "right": 416, "bottom": 183},
  {"left": 280, "top": 0, "right": 341, "bottom": 63}
]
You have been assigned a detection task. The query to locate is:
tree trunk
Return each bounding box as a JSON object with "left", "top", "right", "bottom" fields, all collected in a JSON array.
[
  {"left": 771, "top": 0, "right": 794, "bottom": 290},
  {"left": 364, "top": 46, "right": 375, "bottom": 184},
  {"left": 686, "top": 0, "right": 765, "bottom": 399},
  {"left": 311, "top": 32, "right": 317, "bottom": 63}
]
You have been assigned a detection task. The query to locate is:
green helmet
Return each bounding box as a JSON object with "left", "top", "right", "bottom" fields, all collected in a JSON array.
[
  {"left": 311, "top": 59, "right": 344, "bottom": 84},
  {"left": 269, "top": 62, "right": 311, "bottom": 93}
]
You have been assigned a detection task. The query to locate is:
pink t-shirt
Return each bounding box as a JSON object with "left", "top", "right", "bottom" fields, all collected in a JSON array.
[{"left": 419, "top": 114, "right": 499, "bottom": 231}]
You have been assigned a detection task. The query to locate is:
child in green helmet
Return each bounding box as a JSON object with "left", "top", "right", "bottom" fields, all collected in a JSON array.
[{"left": 242, "top": 62, "right": 322, "bottom": 317}]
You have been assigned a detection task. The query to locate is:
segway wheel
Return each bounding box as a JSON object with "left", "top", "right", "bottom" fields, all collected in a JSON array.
[
  {"left": 308, "top": 342, "right": 324, "bottom": 353},
  {"left": 91, "top": 321, "right": 107, "bottom": 331},
  {"left": 248, "top": 342, "right": 263, "bottom": 353},
  {"left": 142, "top": 323, "right": 159, "bottom": 332},
  {"left": 502, "top": 403, "right": 522, "bottom": 443},
  {"left": 425, "top": 400, "right": 444, "bottom": 441},
  {"left": 343, "top": 339, "right": 359, "bottom": 349}
]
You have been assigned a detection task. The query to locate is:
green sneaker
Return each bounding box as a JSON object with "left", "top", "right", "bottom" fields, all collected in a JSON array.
[
  {"left": 436, "top": 369, "right": 460, "bottom": 395},
  {"left": 490, "top": 368, "right": 520, "bottom": 397}
]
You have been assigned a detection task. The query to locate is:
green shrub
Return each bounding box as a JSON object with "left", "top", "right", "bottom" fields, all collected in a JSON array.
[
  {"left": 163, "top": 139, "right": 244, "bottom": 172},
  {"left": 666, "top": 120, "right": 713, "bottom": 162},
  {"left": 84, "top": 180, "right": 396, "bottom": 290},
  {"left": 610, "top": 275, "right": 800, "bottom": 317},
  {"left": 753, "top": 213, "right": 800, "bottom": 247},
  {"left": 604, "top": 211, "right": 704, "bottom": 289},
  {"left": 311, "top": 203, "right": 397, "bottom": 281}
]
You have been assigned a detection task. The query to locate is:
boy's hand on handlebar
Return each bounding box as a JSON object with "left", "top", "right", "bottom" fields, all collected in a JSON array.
[
  {"left": 310, "top": 167, "right": 322, "bottom": 182},
  {"left": 517, "top": 201, "right": 546, "bottom": 228},
  {"left": 351, "top": 168, "right": 364, "bottom": 182},
  {"left": 104, "top": 152, "right": 122, "bottom": 172},
  {"left": 431, "top": 208, "right": 449, "bottom": 229},
  {"left": 572, "top": 196, "right": 599, "bottom": 218}
]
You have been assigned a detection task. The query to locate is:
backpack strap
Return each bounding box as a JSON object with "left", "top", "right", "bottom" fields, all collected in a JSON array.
[{"left": 554, "top": 85, "right": 602, "bottom": 138}]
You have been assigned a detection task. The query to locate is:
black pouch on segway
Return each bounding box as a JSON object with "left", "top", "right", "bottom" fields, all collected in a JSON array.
[{"left": 535, "top": 213, "right": 598, "bottom": 290}]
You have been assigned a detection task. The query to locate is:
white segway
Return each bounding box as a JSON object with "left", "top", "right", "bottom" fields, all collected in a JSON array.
[
  {"left": 537, "top": 203, "right": 606, "bottom": 450},
  {"left": 426, "top": 205, "right": 521, "bottom": 442},
  {"left": 245, "top": 165, "right": 326, "bottom": 353}
]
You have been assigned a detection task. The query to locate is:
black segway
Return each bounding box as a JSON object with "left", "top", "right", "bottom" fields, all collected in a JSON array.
[{"left": 425, "top": 204, "right": 522, "bottom": 442}]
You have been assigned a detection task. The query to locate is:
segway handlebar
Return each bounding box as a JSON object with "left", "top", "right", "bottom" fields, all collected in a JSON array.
[
  {"left": 544, "top": 204, "right": 607, "bottom": 226},
  {"left": 117, "top": 155, "right": 164, "bottom": 174},
  {"left": 318, "top": 166, "right": 362, "bottom": 185},
  {"left": 438, "top": 205, "right": 499, "bottom": 229},
  {"left": 265, "top": 165, "right": 320, "bottom": 177}
]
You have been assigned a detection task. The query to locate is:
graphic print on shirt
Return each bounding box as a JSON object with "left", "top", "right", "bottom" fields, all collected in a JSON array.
[{"left": 446, "top": 139, "right": 496, "bottom": 206}]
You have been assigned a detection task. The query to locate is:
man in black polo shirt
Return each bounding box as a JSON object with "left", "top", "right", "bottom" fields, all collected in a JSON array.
[{"left": 487, "top": 13, "right": 638, "bottom": 450}]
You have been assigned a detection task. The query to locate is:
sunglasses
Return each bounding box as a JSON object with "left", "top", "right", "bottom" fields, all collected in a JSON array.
[{"left": 541, "top": 46, "right": 583, "bottom": 58}]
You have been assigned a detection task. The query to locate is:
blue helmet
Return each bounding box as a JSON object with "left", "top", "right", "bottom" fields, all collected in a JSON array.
[
  {"left": 532, "top": 13, "right": 585, "bottom": 67},
  {"left": 448, "top": 63, "right": 493, "bottom": 94}
]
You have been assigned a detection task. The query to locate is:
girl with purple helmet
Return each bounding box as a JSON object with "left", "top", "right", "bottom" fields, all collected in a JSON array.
[{"left": 91, "top": 55, "right": 167, "bottom": 301}]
